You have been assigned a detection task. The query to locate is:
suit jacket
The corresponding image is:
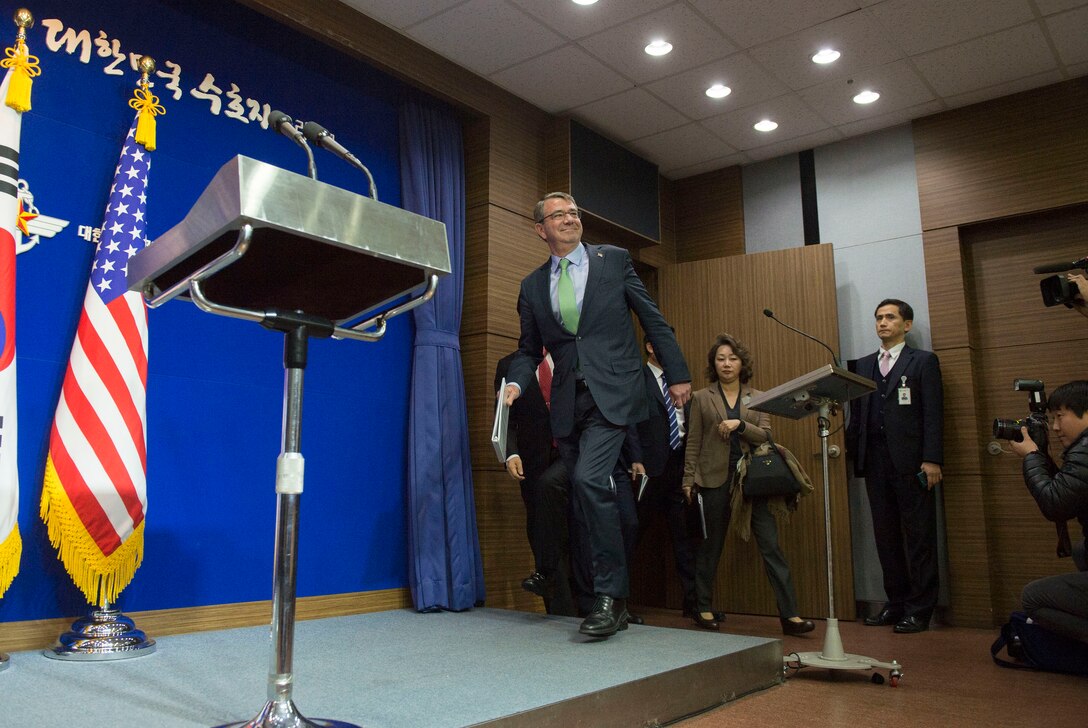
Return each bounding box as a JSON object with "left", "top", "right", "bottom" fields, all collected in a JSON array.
[
  {"left": 683, "top": 384, "right": 770, "bottom": 491},
  {"left": 508, "top": 243, "right": 690, "bottom": 438},
  {"left": 495, "top": 351, "right": 554, "bottom": 480},
  {"left": 636, "top": 364, "right": 691, "bottom": 478},
  {"left": 846, "top": 344, "right": 944, "bottom": 477}
]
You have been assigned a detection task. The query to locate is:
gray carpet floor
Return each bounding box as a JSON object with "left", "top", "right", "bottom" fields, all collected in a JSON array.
[{"left": 2, "top": 608, "right": 778, "bottom": 727}]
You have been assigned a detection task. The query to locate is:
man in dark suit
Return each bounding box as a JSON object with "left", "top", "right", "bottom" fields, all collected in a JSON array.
[
  {"left": 495, "top": 349, "right": 578, "bottom": 617},
  {"left": 847, "top": 299, "right": 944, "bottom": 634},
  {"left": 635, "top": 334, "right": 701, "bottom": 619},
  {"left": 503, "top": 192, "right": 691, "bottom": 638}
]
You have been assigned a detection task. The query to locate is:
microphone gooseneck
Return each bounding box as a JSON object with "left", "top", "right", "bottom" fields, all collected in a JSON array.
[
  {"left": 764, "top": 308, "right": 841, "bottom": 368},
  {"left": 301, "top": 120, "right": 378, "bottom": 200},
  {"left": 268, "top": 109, "right": 317, "bottom": 180}
]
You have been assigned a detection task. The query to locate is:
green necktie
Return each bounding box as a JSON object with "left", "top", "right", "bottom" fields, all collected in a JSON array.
[{"left": 558, "top": 258, "right": 579, "bottom": 333}]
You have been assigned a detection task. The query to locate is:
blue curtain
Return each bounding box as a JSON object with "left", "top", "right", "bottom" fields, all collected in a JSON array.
[{"left": 400, "top": 94, "right": 485, "bottom": 611}]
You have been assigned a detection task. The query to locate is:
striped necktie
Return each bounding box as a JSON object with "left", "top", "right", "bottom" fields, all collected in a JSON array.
[{"left": 662, "top": 377, "right": 681, "bottom": 450}]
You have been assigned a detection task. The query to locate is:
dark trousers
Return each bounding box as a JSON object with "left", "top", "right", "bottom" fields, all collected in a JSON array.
[
  {"left": 694, "top": 483, "right": 731, "bottom": 612},
  {"left": 557, "top": 387, "right": 630, "bottom": 599},
  {"left": 524, "top": 454, "right": 578, "bottom": 617},
  {"left": 637, "top": 447, "right": 696, "bottom": 610},
  {"left": 865, "top": 439, "right": 939, "bottom": 619},
  {"left": 570, "top": 458, "right": 639, "bottom": 615},
  {"left": 749, "top": 497, "right": 800, "bottom": 619},
  {"left": 1022, "top": 571, "right": 1088, "bottom": 644}
]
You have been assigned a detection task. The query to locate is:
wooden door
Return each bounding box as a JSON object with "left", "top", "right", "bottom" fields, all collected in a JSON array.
[
  {"left": 632, "top": 243, "right": 852, "bottom": 619},
  {"left": 961, "top": 203, "right": 1088, "bottom": 618}
]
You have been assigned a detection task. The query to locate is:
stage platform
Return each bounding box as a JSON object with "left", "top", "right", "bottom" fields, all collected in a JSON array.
[{"left": 1, "top": 607, "right": 783, "bottom": 727}]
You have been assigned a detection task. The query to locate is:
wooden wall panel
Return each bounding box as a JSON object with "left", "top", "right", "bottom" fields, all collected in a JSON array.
[
  {"left": 923, "top": 226, "right": 974, "bottom": 351},
  {"left": 914, "top": 78, "right": 1088, "bottom": 232},
  {"left": 672, "top": 167, "right": 745, "bottom": 263},
  {"left": 915, "top": 79, "right": 1088, "bottom": 628},
  {"left": 654, "top": 244, "right": 852, "bottom": 618}
]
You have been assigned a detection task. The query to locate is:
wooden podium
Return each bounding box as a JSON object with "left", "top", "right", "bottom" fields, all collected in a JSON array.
[{"left": 129, "top": 155, "right": 450, "bottom": 727}]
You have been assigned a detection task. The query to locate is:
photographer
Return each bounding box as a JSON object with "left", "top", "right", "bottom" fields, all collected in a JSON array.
[{"left": 1008, "top": 380, "right": 1088, "bottom": 644}]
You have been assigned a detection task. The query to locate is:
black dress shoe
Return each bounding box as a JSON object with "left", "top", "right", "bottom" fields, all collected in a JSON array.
[
  {"left": 521, "top": 572, "right": 550, "bottom": 598},
  {"left": 692, "top": 612, "right": 719, "bottom": 631},
  {"left": 683, "top": 605, "right": 725, "bottom": 622},
  {"left": 627, "top": 612, "right": 645, "bottom": 625},
  {"left": 579, "top": 596, "right": 629, "bottom": 637},
  {"left": 864, "top": 608, "right": 903, "bottom": 627},
  {"left": 780, "top": 617, "right": 816, "bottom": 635},
  {"left": 894, "top": 615, "right": 929, "bottom": 634}
]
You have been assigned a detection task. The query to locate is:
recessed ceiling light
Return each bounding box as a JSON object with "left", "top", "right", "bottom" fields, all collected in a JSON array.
[
  {"left": 645, "top": 40, "right": 673, "bottom": 56},
  {"left": 705, "top": 84, "right": 731, "bottom": 99},
  {"left": 812, "top": 48, "right": 840, "bottom": 64},
  {"left": 853, "top": 90, "right": 880, "bottom": 104},
  {"left": 754, "top": 119, "right": 778, "bottom": 132},
  {"left": 572, "top": 0, "right": 598, "bottom": 5}
]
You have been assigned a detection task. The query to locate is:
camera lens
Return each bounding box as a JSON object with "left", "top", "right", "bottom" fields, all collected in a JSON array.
[{"left": 992, "top": 418, "right": 1025, "bottom": 441}]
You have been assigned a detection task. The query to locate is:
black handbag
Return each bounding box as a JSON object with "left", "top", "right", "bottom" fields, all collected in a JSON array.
[{"left": 742, "top": 434, "right": 802, "bottom": 498}]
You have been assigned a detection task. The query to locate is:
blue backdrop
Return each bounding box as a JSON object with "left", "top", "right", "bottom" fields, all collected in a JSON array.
[{"left": 1, "top": 0, "right": 416, "bottom": 621}]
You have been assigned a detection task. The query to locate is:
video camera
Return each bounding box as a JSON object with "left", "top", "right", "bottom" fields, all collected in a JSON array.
[
  {"left": 1033, "top": 257, "right": 1088, "bottom": 308},
  {"left": 992, "top": 379, "right": 1049, "bottom": 451}
]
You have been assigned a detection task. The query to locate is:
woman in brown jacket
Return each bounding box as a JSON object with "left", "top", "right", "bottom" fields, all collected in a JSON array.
[{"left": 682, "top": 333, "right": 814, "bottom": 635}]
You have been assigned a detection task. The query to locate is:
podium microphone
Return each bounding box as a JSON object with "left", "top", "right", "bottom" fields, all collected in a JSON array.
[
  {"left": 301, "top": 121, "right": 378, "bottom": 201},
  {"left": 763, "top": 308, "right": 841, "bottom": 368},
  {"left": 268, "top": 110, "right": 317, "bottom": 180},
  {"left": 1032, "top": 257, "right": 1088, "bottom": 274}
]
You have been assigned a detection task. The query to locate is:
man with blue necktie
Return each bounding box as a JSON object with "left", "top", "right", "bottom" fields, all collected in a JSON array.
[{"left": 504, "top": 192, "right": 691, "bottom": 638}]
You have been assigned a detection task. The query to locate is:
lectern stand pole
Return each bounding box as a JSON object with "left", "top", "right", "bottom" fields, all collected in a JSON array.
[{"left": 219, "top": 317, "right": 358, "bottom": 728}]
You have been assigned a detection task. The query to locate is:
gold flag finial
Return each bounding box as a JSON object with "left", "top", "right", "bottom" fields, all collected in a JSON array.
[
  {"left": 130, "top": 55, "right": 164, "bottom": 151},
  {"left": 2, "top": 9, "right": 39, "bottom": 112}
]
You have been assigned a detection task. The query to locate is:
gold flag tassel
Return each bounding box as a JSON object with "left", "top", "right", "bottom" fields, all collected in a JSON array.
[
  {"left": 41, "top": 454, "right": 144, "bottom": 605},
  {"left": 1, "top": 9, "right": 40, "bottom": 113},
  {"left": 129, "top": 56, "right": 164, "bottom": 152}
]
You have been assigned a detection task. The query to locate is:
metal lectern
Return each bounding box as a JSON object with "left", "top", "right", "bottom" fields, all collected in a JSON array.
[
  {"left": 748, "top": 365, "right": 904, "bottom": 686},
  {"left": 128, "top": 155, "right": 451, "bottom": 727}
]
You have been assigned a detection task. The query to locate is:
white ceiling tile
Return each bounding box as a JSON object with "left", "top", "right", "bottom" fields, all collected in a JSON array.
[
  {"left": 663, "top": 152, "right": 753, "bottom": 179},
  {"left": 798, "top": 59, "right": 936, "bottom": 125},
  {"left": 748, "top": 10, "right": 904, "bottom": 91},
  {"left": 643, "top": 53, "right": 792, "bottom": 120},
  {"left": 939, "top": 69, "right": 1067, "bottom": 110},
  {"left": 406, "top": 0, "right": 567, "bottom": 76},
  {"left": 576, "top": 4, "right": 737, "bottom": 84},
  {"left": 627, "top": 123, "right": 738, "bottom": 172},
  {"left": 702, "top": 94, "right": 832, "bottom": 151},
  {"left": 912, "top": 23, "right": 1059, "bottom": 96},
  {"left": 336, "top": 0, "right": 1084, "bottom": 178},
  {"left": 835, "top": 99, "right": 945, "bottom": 137},
  {"left": 510, "top": 0, "right": 675, "bottom": 41},
  {"left": 1046, "top": 6, "right": 1088, "bottom": 66},
  {"left": 744, "top": 128, "right": 846, "bottom": 162},
  {"left": 690, "top": 0, "right": 865, "bottom": 48},
  {"left": 868, "top": 0, "right": 1034, "bottom": 56},
  {"left": 490, "top": 46, "right": 633, "bottom": 114},
  {"left": 338, "top": 0, "right": 466, "bottom": 29},
  {"left": 570, "top": 88, "right": 692, "bottom": 142}
]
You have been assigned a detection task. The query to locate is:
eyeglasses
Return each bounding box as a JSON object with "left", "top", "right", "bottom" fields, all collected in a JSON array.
[{"left": 538, "top": 209, "right": 581, "bottom": 223}]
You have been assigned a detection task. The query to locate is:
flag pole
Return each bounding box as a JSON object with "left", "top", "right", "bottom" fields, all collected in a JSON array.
[
  {"left": 0, "top": 6, "right": 37, "bottom": 673},
  {"left": 41, "top": 56, "right": 159, "bottom": 662}
]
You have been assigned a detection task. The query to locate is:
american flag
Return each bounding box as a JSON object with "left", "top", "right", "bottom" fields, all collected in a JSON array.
[{"left": 41, "top": 118, "right": 150, "bottom": 605}]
